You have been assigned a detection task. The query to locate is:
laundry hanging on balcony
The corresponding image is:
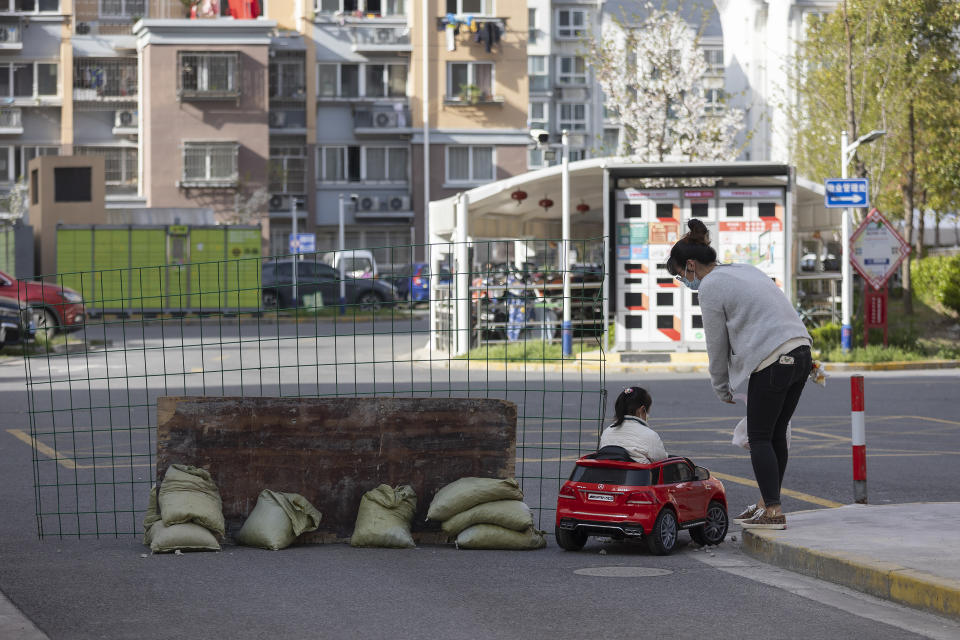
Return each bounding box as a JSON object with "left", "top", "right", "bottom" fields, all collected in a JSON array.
[
  {"left": 227, "top": 0, "right": 260, "bottom": 19},
  {"left": 437, "top": 15, "right": 505, "bottom": 53}
]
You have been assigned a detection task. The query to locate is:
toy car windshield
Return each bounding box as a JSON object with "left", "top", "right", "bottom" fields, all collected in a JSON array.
[{"left": 569, "top": 465, "right": 653, "bottom": 487}]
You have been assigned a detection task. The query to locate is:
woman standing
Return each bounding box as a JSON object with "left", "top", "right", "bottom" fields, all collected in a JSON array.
[{"left": 666, "top": 219, "right": 812, "bottom": 530}]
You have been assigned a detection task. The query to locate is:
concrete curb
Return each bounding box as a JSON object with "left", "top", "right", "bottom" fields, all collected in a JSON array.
[{"left": 742, "top": 528, "right": 960, "bottom": 620}]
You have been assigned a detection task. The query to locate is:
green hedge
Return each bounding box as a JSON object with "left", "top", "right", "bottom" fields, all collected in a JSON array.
[{"left": 912, "top": 255, "right": 960, "bottom": 315}]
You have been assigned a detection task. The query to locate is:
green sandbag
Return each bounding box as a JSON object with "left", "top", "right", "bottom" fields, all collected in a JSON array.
[
  {"left": 427, "top": 477, "right": 523, "bottom": 522},
  {"left": 236, "top": 490, "right": 322, "bottom": 550},
  {"left": 350, "top": 484, "right": 417, "bottom": 549},
  {"left": 149, "top": 521, "right": 221, "bottom": 553},
  {"left": 158, "top": 464, "right": 225, "bottom": 539},
  {"left": 143, "top": 485, "right": 162, "bottom": 546},
  {"left": 441, "top": 500, "right": 533, "bottom": 537},
  {"left": 455, "top": 524, "right": 546, "bottom": 550}
]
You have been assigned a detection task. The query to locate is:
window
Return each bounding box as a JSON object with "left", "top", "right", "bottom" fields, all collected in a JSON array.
[
  {"left": 528, "top": 147, "right": 545, "bottom": 170},
  {"left": 319, "top": 146, "right": 358, "bottom": 182},
  {"left": 0, "top": 62, "right": 58, "bottom": 98},
  {"left": 14, "top": 145, "right": 57, "bottom": 181},
  {"left": 317, "top": 0, "right": 403, "bottom": 14},
  {"left": 567, "top": 149, "right": 586, "bottom": 162},
  {"left": 0, "top": 146, "right": 11, "bottom": 182},
  {"left": 704, "top": 88, "right": 723, "bottom": 113},
  {"left": 558, "top": 103, "right": 586, "bottom": 131},
  {"left": 446, "top": 145, "right": 494, "bottom": 184},
  {"left": 661, "top": 462, "right": 694, "bottom": 484},
  {"left": 702, "top": 47, "right": 723, "bottom": 74},
  {"left": 364, "top": 147, "right": 407, "bottom": 182},
  {"left": 74, "top": 146, "right": 138, "bottom": 192},
  {"left": 73, "top": 59, "right": 138, "bottom": 99},
  {"left": 10, "top": 0, "right": 59, "bottom": 12},
  {"left": 445, "top": 0, "right": 491, "bottom": 15},
  {"left": 182, "top": 142, "right": 238, "bottom": 185},
  {"left": 317, "top": 64, "right": 338, "bottom": 97},
  {"left": 602, "top": 128, "right": 620, "bottom": 155},
  {"left": 178, "top": 52, "right": 239, "bottom": 99},
  {"left": 528, "top": 8, "right": 538, "bottom": 44},
  {"left": 54, "top": 168, "right": 92, "bottom": 202},
  {"left": 447, "top": 62, "right": 493, "bottom": 101},
  {"left": 528, "top": 101, "right": 548, "bottom": 131},
  {"left": 556, "top": 8, "right": 587, "bottom": 39},
  {"left": 528, "top": 56, "right": 549, "bottom": 92},
  {"left": 557, "top": 56, "right": 586, "bottom": 85},
  {"left": 269, "top": 58, "right": 305, "bottom": 99},
  {"left": 100, "top": 0, "right": 145, "bottom": 17},
  {"left": 365, "top": 64, "right": 407, "bottom": 98},
  {"left": 268, "top": 145, "right": 306, "bottom": 193}
]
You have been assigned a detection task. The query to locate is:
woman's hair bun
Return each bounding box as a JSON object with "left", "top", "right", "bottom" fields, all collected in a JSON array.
[{"left": 686, "top": 218, "right": 710, "bottom": 245}]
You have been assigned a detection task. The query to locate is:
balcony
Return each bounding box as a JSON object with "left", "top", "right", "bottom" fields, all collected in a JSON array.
[
  {"left": 268, "top": 108, "right": 307, "bottom": 133},
  {"left": 0, "top": 107, "right": 22, "bottom": 133},
  {"left": 349, "top": 24, "right": 411, "bottom": 52},
  {"left": 353, "top": 105, "right": 411, "bottom": 135},
  {"left": 178, "top": 52, "right": 240, "bottom": 102},
  {"left": 73, "top": 58, "right": 138, "bottom": 101},
  {"left": 0, "top": 20, "right": 22, "bottom": 49}
]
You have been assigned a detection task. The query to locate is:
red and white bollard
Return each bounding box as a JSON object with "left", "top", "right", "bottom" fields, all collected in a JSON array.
[{"left": 851, "top": 375, "right": 867, "bottom": 504}]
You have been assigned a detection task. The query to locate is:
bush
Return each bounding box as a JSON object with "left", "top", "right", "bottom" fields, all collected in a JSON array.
[
  {"left": 912, "top": 255, "right": 960, "bottom": 315},
  {"left": 809, "top": 323, "right": 841, "bottom": 350}
]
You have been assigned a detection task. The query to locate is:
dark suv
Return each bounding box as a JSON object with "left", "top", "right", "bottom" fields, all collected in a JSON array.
[{"left": 261, "top": 259, "right": 397, "bottom": 310}]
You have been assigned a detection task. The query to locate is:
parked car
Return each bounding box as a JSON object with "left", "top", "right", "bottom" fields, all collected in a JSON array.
[
  {"left": 321, "top": 250, "right": 378, "bottom": 279},
  {"left": 0, "top": 270, "right": 85, "bottom": 337},
  {"left": 261, "top": 259, "right": 397, "bottom": 310},
  {"left": 555, "top": 449, "right": 728, "bottom": 555},
  {"left": 0, "top": 296, "right": 35, "bottom": 348},
  {"left": 389, "top": 262, "right": 431, "bottom": 303}
]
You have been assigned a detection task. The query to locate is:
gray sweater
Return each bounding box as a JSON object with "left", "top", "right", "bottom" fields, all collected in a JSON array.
[{"left": 698, "top": 263, "right": 811, "bottom": 401}]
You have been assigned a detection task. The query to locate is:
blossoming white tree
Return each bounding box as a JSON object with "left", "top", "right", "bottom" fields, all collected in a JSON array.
[{"left": 586, "top": 5, "right": 744, "bottom": 163}]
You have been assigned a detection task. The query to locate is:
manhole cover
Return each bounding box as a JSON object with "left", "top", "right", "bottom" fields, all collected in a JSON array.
[{"left": 574, "top": 566, "right": 673, "bottom": 578}]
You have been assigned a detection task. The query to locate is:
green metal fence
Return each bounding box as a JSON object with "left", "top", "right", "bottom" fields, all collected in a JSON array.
[{"left": 21, "top": 238, "right": 607, "bottom": 539}]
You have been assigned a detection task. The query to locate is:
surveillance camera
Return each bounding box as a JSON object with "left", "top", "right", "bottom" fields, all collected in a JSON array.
[
  {"left": 530, "top": 129, "right": 550, "bottom": 145},
  {"left": 350, "top": 193, "right": 359, "bottom": 202}
]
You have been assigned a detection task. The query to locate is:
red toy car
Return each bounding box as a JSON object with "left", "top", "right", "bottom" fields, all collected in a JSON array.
[
  {"left": 0, "top": 270, "right": 85, "bottom": 336},
  {"left": 555, "top": 447, "right": 728, "bottom": 555}
]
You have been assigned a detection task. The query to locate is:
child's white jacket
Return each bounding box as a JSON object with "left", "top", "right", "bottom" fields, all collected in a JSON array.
[{"left": 599, "top": 416, "right": 668, "bottom": 464}]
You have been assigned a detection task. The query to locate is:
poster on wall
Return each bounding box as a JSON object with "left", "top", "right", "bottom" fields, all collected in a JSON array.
[
  {"left": 648, "top": 220, "right": 679, "bottom": 245},
  {"left": 617, "top": 222, "right": 649, "bottom": 260},
  {"left": 718, "top": 220, "right": 784, "bottom": 274}
]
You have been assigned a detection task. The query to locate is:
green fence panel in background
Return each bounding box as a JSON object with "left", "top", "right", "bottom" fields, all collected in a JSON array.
[
  {"left": 56, "top": 228, "right": 95, "bottom": 305},
  {"left": 0, "top": 225, "right": 14, "bottom": 276},
  {"left": 226, "top": 227, "right": 262, "bottom": 309},
  {"left": 93, "top": 229, "right": 131, "bottom": 310},
  {"left": 129, "top": 228, "right": 167, "bottom": 312},
  {"left": 190, "top": 227, "right": 227, "bottom": 310}
]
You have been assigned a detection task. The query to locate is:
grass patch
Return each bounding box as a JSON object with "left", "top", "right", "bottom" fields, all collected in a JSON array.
[{"left": 461, "top": 340, "right": 596, "bottom": 362}]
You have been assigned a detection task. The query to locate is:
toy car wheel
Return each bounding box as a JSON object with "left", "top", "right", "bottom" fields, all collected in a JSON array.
[
  {"left": 646, "top": 508, "right": 678, "bottom": 556},
  {"left": 689, "top": 500, "right": 728, "bottom": 546},
  {"left": 555, "top": 526, "right": 587, "bottom": 551}
]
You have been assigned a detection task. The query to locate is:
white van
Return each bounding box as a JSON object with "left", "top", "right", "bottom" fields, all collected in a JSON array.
[{"left": 322, "top": 249, "right": 378, "bottom": 279}]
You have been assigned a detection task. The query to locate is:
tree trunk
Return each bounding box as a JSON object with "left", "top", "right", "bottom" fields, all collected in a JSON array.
[
  {"left": 915, "top": 189, "right": 927, "bottom": 258},
  {"left": 934, "top": 210, "right": 941, "bottom": 248},
  {"left": 901, "top": 102, "right": 916, "bottom": 315}
]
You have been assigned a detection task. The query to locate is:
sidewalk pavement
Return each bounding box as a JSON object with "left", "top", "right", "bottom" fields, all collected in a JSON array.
[{"left": 740, "top": 502, "right": 960, "bottom": 621}]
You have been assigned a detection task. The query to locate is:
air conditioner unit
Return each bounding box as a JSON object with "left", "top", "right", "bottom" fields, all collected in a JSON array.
[
  {"left": 269, "top": 194, "right": 307, "bottom": 212},
  {"left": 114, "top": 109, "right": 138, "bottom": 128},
  {"left": 376, "top": 28, "right": 392, "bottom": 42},
  {"left": 387, "top": 196, "right": 410, "bottom": 211},
  {"left": 76, "top": 22, "right": 92, "bottom": 35},
  {"left": 357, "top": 196, "right": 381, "bottom": 212},
  {"left": 372, "top": 111, "right": 398, "bottom": 128},
  {"left": 269, "top": 111, "right": 287, "bottom": 128}
]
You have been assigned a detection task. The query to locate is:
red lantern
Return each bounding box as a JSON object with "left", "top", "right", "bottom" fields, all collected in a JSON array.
[
  {"left": 510, "top": 189, "right": 528, "bottom": 204},
  {"left": 576, "top": 202, "right": 590, "bottom": 214},
  {"left": 538, "top": 198, "right": 554, "bottom": 211}
]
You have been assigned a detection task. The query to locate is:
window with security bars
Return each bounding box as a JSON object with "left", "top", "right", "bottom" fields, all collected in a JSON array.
[
  {"left": 73, "top": 58, "right": 138, "bottom": 98},
  {"left": 100, "top": 0, "right": 145, "bottom": 17},
  {"left": 268, "top": 145, "right": 306, "bottom": 193},
  {"left": 74, "top": 146, "right": 138, "bottom": 192},
  {"left": 182, "top": 142, "right": 238, "bottom": 185},
  {"left": 178, "top": 52, "right": 239, "bottom": 99},
  {"left": 269, "top": 58, "right": 305, "bottom": 99}
]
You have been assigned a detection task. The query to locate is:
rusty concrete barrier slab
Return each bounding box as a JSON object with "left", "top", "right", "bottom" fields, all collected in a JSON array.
[{"left": 156, "top": 396, "right": 517, "bottom": 542}]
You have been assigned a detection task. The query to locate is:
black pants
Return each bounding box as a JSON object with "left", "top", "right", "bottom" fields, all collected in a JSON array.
[{"left": 747, "top": 345, "right": 812, "bottom": 508}]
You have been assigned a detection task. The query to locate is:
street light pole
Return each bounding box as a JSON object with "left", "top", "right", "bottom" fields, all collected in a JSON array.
[
  {"left": 291, "top": 194, "right": 299, "bottom": 306},
  {"left": 338, "top": 193, "right": 346, "bottom": 315},
  {"left": 561, "top": 129, "right": 572, "bottom": 357},
  {"left": 840, "top": 128, "right": 885, "bottom": 352}
]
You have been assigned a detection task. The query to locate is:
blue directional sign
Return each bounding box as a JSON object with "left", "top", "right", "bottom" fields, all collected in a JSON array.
[
  {"left": 824, "top": 178, "right": 869, "bottom": 208},
  {"left": 289, "top": 233, "right": 316, "bottom": 254}
]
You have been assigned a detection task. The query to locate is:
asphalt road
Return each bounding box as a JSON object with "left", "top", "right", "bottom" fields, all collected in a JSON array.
[{"left": 0, "top": 319, "right": 958, "bottom": 639}]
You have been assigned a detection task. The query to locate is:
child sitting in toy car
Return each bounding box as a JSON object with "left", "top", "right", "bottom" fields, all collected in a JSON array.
[{"left": 599, "top": 386, "right": 668, "bottom": 464}]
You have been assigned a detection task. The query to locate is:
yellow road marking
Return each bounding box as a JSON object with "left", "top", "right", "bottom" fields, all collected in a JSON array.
[
  {"left": 791, "top": 428, "right": 851, "bottom": 442},
  {"left": 190, "top": 367, "right": 203, "bottom": 373},
  {"left": 7, "top": 429, "right": 76, "bottom": 470},
  {"left": 710, "top": 471, "right": 843, "bottom": 508}
]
